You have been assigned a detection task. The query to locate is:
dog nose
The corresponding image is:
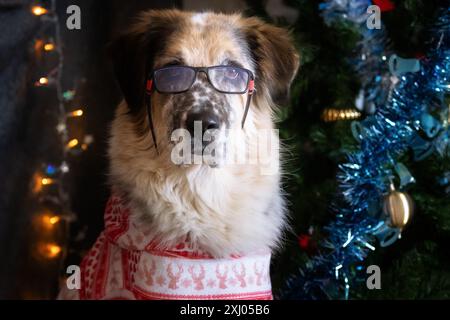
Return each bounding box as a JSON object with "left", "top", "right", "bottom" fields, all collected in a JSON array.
[{"left": 185, "top": 111, "right": 220, "bottom": 138}]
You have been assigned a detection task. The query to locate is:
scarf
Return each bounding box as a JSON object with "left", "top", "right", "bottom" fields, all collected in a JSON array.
[{"left": 59, "top": 195, "right": 273, "bottom": 300}]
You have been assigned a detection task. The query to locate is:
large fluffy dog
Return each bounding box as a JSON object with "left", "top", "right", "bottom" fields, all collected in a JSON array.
[{"left": 60, "top": 9, "right": 299, "bottom": 300}]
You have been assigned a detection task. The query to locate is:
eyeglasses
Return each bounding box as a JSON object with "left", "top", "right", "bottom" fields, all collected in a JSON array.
[
  {"left": 149, "top": 65, "right": 254, "bottom": 94},
  {"left": 144, "top": 65, "right": 255, "bottom": 152}
]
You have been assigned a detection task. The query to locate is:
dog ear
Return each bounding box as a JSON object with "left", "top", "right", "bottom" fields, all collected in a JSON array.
[
  {"left": 109, "top": 10, "right": 182, "bottom": 114},
  {"left": 242, "top": 17, "right": 300, "bottom": 106}
]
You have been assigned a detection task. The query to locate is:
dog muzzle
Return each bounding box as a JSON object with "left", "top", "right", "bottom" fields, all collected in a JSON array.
[{"left": 58, "top": 195, "right": 273, "bottom": 300}]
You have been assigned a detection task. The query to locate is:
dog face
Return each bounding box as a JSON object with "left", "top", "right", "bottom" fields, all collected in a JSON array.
[
  {"left": 150, "top": 17, "right": 255, "bottom": 160},
  {"left": 110, "top": 10, "right": 299, "bottom": 165}
]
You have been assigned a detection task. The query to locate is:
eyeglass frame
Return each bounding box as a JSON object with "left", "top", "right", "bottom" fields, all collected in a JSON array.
[{"left": 148, "top": 65, "right": 255, "bottom": 95}]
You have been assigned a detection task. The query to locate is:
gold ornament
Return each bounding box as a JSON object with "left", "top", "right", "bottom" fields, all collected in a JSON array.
[
  {"left": 383, "top": 183, "right": 414, "bottom": 229},
  {"left": 321, "top": 108, "right": 361, "bottom": 122}
]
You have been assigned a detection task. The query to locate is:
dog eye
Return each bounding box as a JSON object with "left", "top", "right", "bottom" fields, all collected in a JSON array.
[
  {"left": 208, "top": 66, "right": 248, "bottom": 93},
  {"left": 224, "top": 68, "right": 240, "bottom": 80}
]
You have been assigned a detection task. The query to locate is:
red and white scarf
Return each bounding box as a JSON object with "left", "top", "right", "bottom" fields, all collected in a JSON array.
[{"left": 59, "top": 195, "right": 273, "bottom": 300}]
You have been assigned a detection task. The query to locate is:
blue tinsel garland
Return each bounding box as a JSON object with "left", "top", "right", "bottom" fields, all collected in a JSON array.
[{"left": 281, "top": 2, "right": 450, "bottom": 300}]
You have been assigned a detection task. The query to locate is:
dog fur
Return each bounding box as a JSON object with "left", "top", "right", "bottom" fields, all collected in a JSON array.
[{"left": 108, "top": 10, "right": 299, "bottom": 258}]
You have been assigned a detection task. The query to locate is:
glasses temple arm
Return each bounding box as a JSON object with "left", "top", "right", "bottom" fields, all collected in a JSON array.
[{"left": 241, "top": 79, "right": 255, "bottom": 129}]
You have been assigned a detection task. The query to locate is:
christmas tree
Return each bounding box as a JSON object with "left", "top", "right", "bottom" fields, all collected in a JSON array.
[{"left": 247, "top": 0, "right": 450, "bottom": 299}]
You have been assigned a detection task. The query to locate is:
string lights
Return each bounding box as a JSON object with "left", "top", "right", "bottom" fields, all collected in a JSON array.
[{"left": 30, "top": 0, "right": 92, "bottom": 274}]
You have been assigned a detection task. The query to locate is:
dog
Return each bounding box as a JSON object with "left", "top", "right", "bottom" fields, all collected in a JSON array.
[{"left": 59, "top": 9, "right": 299, "bottom": 300}]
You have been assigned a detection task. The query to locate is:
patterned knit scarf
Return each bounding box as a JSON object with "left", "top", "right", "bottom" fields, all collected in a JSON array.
[{"left": 59, "top": 195, "right": 273, "bottom": 300}]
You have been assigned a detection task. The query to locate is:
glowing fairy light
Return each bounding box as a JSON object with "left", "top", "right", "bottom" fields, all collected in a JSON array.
[
  {"left": 60, "top": 162, "right": 70, "bottom": 173},
  {"left": 43, "top": 214, "right": 61, "bottom": 226},
  {"left": 41, "top": 177, "right": 53, "bottom": 185},
  {"left": 39, "top": 243, "right": 62, "bottom": 259},
  {"left": 44, "top": 43, "right": 55, "bottom": 51},
  {"left": 56, "top": 123, "right": 67, "bottom": 133},
  {"left": 66, "top": 139, "right": 79, "bottom": 149},
  {"left": 31, "top": 6, "right": 48, "bottom": 16},
  {"left": 32, "top": 174, "right": 53, "bottom": 193},
  {"left": 37, "top": 77, "right": 49, "bottom": 86},
  {"left": 38, "top": 213, "right": 61, "bottom": 230},
  {"left": 67, "top": 109, "right": 83, "bottom": 117}
]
